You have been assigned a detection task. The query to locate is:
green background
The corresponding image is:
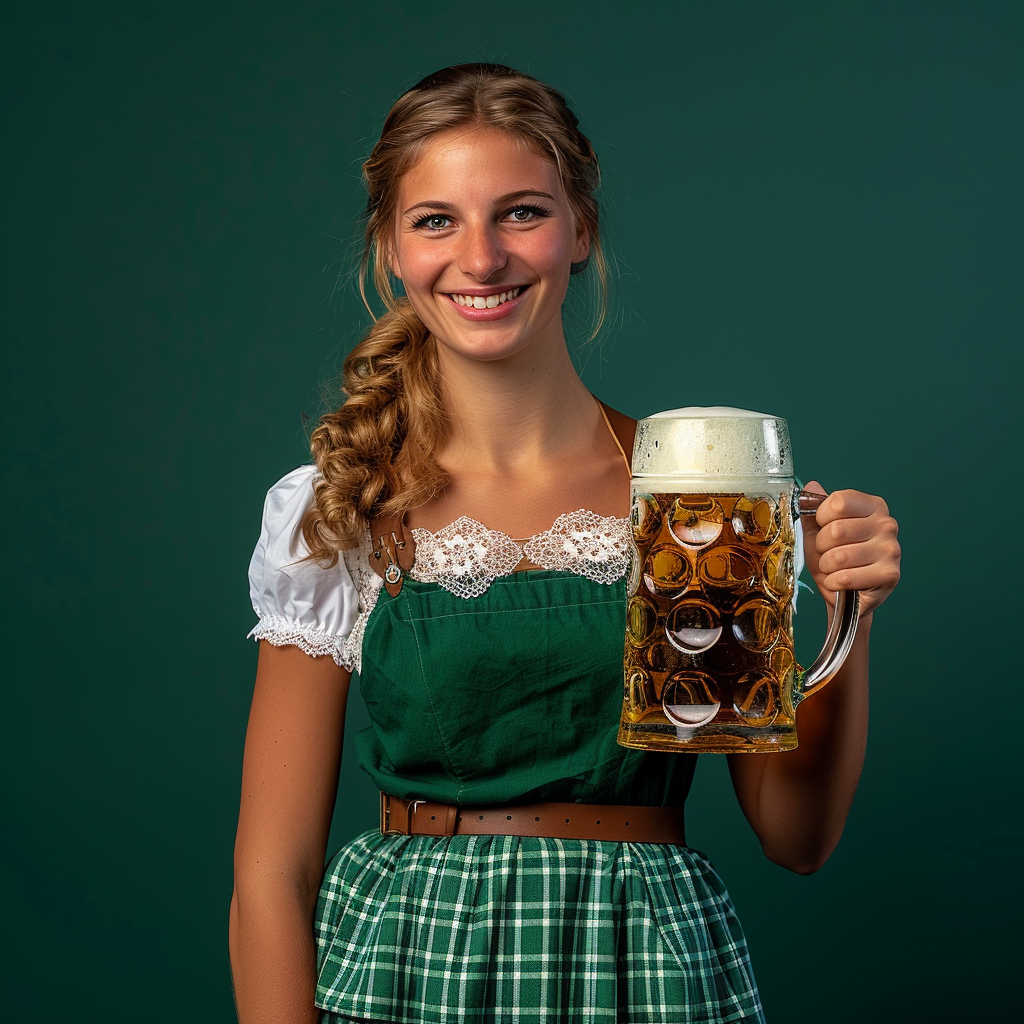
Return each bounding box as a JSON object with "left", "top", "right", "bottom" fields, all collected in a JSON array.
[{"left": 3, "top": 2, "right": 1020, "bottom": 1020}]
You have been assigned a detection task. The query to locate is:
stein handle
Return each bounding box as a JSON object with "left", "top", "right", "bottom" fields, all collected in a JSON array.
[{"left": 793, "top": 489, "right": 862, "bottom": 705}]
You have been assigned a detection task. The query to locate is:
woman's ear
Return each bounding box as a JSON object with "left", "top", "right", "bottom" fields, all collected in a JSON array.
[
  {"left": 381, "top": 237, "right": 402, "bottom": 280},
  {"left": 573, "top": 228, "right": 590, "bottom": 265}
]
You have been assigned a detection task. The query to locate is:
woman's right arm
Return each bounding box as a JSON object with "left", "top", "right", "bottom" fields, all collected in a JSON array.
[{"left": 229, "top": 641, "right": 351, "bottom": 1024}]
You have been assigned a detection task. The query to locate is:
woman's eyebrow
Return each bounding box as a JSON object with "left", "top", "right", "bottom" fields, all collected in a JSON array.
[
  {"left": 402, "top": 190, "right": 557, "bottom": 217},
  {"left": 498, "top": 189, "right": 556, "bottom": 203},
  {"left": 403, "top": 200, "right": 455, "bottom": 216}
]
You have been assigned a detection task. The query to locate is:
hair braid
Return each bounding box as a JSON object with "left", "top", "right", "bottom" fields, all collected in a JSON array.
[{"left": 302, "top": 300, "right": 448, "bottom": 562}]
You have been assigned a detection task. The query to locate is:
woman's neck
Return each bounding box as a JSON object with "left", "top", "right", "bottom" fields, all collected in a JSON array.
[
  {"left": 434, "top": 340, "right": 598, "bottom": 473},
  {"left": 407, "top": 336, "right": 629, "bottom": 535}
]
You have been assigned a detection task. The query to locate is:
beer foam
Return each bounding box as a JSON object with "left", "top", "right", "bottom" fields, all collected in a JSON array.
[{"left": 632, "top": 406, "right": 793, "bottom": 488}]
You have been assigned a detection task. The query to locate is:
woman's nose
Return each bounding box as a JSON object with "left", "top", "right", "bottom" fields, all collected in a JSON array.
[{"left": 458, "top": 221, "right": 507, "bottom": 280}]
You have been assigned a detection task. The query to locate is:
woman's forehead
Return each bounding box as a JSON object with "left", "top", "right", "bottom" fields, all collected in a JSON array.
[{"left": 398, "top": 127, "right": 561, "bottom": 205}]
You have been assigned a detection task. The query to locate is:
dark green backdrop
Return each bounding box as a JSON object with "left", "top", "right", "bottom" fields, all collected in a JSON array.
[{"left": 3, "top": 2, "right": 1020, "bottom": 1020}]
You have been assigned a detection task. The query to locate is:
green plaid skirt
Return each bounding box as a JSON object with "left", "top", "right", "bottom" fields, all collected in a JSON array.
[{"left": 315, "top": 830, "right": 763, "bottom": 1023}]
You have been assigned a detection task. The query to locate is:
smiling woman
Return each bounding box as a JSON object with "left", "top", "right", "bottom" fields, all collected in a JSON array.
[
  {"left": 390, "top": 130, "right": 588, "bottom": 358},
  {"left": 229, "top": 63, "right": 901, "bottom": 1024}
]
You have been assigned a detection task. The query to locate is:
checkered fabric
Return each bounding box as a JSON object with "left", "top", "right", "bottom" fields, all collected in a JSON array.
[{"left": 316, "top": 830, "right": 763, "bottom": 1023}]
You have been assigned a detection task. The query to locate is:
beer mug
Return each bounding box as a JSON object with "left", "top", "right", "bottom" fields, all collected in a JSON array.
[{"left": 616, "top": 407, "right": 861, "bottom": 753}]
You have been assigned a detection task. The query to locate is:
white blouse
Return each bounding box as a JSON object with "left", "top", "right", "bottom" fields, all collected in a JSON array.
[
  {"left": 247, "top": 466, "right": 633, "bottom": 673},
  {"left": 247, "top": 466, "right": 361, "bottom": 668}
]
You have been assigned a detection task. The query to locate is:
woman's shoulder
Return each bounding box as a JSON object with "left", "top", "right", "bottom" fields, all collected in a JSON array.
[
  {"left": 259, "top": 463, "right": 319, "bottom": 521},
  {"left": 596, "top": 399, "right": 635, "bottom": 423},
  {"left": 249, "top": 464, "right": 325, "bottom": 570}
]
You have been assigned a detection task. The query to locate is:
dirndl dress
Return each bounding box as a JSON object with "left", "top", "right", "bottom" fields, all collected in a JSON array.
[{"left": 248, "top": 466, "right": 765, "bottom": 1024}]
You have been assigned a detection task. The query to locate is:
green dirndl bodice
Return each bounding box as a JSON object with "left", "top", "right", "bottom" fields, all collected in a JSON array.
[{"left": 315, "top": 570, "right": 764, "bottom": 1023}]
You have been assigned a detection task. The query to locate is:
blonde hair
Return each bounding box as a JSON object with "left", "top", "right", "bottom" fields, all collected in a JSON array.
[{"left": 302, "top": 63, "right": 607, "bottom": 561}]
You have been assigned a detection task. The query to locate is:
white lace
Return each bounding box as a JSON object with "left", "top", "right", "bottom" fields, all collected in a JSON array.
[
  {"left": 522, "top": 510, "right": 631, "bottom": 586},
  {"left": 410, "top": 510, "right": 630, "bottom": 599},
  {"left": 248, "top": 615, "right": 347, "bottom": 662},
  {"left": 409, "top": 516, "right": 525, "bottom": 599},
  {"left": 340, "top": 538, "right": 384, "bottom": 674},
  {"left": 335, "top": 511, "right": 630, "bottom": 671}
]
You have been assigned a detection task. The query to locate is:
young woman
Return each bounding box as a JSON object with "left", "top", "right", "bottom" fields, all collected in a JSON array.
[{"left": 230, "top": 63, "right": 901, "bottom": 1024}]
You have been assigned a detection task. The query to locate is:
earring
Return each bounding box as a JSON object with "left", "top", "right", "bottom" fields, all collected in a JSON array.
[{"left": 570, "top": 256, "right": 590, "bottom": 276}]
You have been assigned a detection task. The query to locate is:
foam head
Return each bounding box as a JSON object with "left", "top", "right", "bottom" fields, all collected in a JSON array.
[{"left": 632, "top": 407, "right": 794, "bottom": 492}]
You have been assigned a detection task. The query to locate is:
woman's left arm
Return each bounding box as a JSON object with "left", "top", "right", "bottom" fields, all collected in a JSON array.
[{"left": 728, "top": 482, "right": 901, "bottom": 874}]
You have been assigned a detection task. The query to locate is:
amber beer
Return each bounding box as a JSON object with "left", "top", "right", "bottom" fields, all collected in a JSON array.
[
  {"left": 618, "top": 490, "right": 800, "bottom": 752},
  {"left": 618, "top": 407, "right": 860, "bottom": 754}
]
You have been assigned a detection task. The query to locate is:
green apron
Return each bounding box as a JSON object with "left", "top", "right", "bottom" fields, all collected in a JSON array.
[{"left": 316, "top": 571, "right": 764, "bottom": 1023}]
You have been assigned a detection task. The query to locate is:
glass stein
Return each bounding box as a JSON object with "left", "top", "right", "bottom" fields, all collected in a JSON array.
[{"left": 617, "top": 407, "right": 860, "bottom": 753}]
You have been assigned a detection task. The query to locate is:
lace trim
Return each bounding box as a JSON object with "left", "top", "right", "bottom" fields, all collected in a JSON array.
[
  {"left": 522, "top": 510, "right": 631, "bottom": 585},
  {"left": 409, "top": 517, "right": 525, "bottom": 599},
  {"left": 409, "top": 511, "right": 630, "bottom": 599},
  {"left": 248, "top": 616, "right": 347, "bottom": 665},
  {"left": 341, "top": 539, "right": 384, "bottom": 674}
]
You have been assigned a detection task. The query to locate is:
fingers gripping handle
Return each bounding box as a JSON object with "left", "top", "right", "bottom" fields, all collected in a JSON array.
[{"left": 793, "top": 489, "right": 861, "bottom": 705}]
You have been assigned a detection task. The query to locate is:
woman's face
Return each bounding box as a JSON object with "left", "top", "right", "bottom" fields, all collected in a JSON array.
[{"left": 390, "top": 127, "right": 589, "bottom": 366}]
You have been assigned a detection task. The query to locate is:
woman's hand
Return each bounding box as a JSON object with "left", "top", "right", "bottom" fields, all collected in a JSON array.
[
  {"left": 800, "top": 481, "right": 901, "bottom": 619},
  {"left": 729, "top": 480, "right": 897, "bottom": 872}
]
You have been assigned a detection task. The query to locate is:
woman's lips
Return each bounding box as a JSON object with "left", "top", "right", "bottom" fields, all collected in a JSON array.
[{"left": 444, "top": 285, "right": 530, "bottom": 320}]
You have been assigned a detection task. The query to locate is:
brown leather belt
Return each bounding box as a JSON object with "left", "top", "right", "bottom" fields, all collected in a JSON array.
[{"left": 380, "top": 793, "right": 686, "bottom": 845}]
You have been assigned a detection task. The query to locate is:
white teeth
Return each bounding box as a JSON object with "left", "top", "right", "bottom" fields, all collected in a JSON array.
[{"left": 451, "top": 287, "right": 521, "bottom": 309}]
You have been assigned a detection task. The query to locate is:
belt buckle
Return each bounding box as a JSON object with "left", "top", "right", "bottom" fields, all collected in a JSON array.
[
  {"left": 380, "top": 793, "right": 431, "bottom": 835},
  {"left": 380, "top": 793, "right": 405, "bottom": 835}
]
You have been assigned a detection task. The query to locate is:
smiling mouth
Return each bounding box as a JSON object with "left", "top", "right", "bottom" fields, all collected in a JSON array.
[{"left": 448, "top": 286, "right": 525, "bottom": 309}]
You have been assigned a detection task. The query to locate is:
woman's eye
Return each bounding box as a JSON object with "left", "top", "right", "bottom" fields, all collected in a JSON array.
[
  {"left": 505, "top": 204, "right": 552, "bottom": 223},
  {"left": 413, "top": 213, "right": 452, "bottom": 231}
]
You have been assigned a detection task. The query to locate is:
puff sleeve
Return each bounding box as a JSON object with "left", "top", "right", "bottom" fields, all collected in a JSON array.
[{"left": 247, "top": 465, "right": 359, "bottom": 667}]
